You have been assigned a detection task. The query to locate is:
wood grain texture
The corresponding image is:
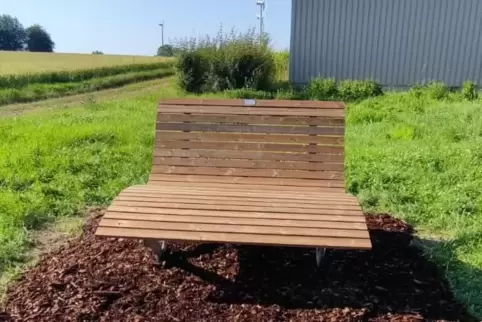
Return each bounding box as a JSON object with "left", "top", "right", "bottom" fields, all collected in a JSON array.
[
  {"left": 148, "top": 174, "right": 346, "bottom": 188},
  {"left": 154, "top": 141, "right": 344, "bottom": 154},
  {"left": 157, "top": 106, "right": 344, "bottom": 117},
  {"left": 96, "top": 227, "right": 371, "bottom": 249},
  {"left": 157, "top": 113, "right": 345, "bottom": 126},
  {"left": 156, "top": 122, "right": 344, "bottom": 135},
  {"left": 159, "top": 99, "right": 345, "bottom": 109},
  {"left": 153, "top": 149, "right": 344, "bottom": 162},
  {"left": 157, "top": 132, "right": 344, "bottom": 145},
  {"left": 152, "top": 157, "right": 344, "bottom": 172}
]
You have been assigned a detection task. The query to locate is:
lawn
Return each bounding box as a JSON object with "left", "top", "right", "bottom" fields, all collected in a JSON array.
[
  {"left": 0, "top": 78, "right": 481, "bottom": 317},
  {"left": 0, "top": 51, "right": 171, "bottom": 75}
]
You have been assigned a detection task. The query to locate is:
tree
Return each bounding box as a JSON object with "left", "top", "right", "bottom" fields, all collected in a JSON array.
[
  {"left": 25, "top": 24, "right": 54, "bottom": 52},
  {"left": 157, "top": 44, "right": 179, "bottom": 57},
  {"left": 92, "top": 50, "right": 104, "bottom": 55},
  {"left": 0, "top": 14, "right": 26, "bottom": 51}
]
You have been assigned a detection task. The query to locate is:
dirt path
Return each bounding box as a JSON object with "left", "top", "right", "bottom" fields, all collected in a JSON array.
[
  {"left": 1, "top": 212, "right": 474, "bottom": 322},
  {"left": 0, "top": 77, "right": 173, "bottom": 118}
]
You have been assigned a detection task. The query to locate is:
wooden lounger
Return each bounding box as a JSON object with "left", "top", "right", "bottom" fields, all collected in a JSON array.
[{"left": 95, "top": 98, "right": 372, "bottom": 265}]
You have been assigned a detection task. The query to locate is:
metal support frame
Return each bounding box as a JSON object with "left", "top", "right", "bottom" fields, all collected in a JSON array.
[
  {"left": 315, "top": 247, "right": 326, "bottom": 267},
  {"left": 144, "top": 239, "right": 167, "bottom": 261}
]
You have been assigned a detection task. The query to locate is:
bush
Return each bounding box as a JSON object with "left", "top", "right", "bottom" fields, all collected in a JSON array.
[
  {"left": 338, "top": 80, "right": 383, "bottom": 101},
  {"left": 462, "top": 81, "right": 478, "bottom": 101},
  {"left": 175, "top": 28, "right": 276, "bottom": 93},
  {"left": 426, "top": 81, "right": 449, "bottom": 100},
  {"left": 175, "top": 51, "right": 208, "bottom": 93},
  {"left": 307, "top": 77, "right": 338, "bottom": 100}
]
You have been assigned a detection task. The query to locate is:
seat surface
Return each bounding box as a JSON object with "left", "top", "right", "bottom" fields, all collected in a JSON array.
[{"left": 96, "top": 178, "right": 372, "bottom": 249}]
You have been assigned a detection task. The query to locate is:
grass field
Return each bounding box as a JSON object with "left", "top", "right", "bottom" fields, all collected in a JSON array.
[
  {"left": 0, "top": 77, "right": 481, "bottom": 317},
  {"left": 0, "top": 51, "right": 171, "bottom": 75}
]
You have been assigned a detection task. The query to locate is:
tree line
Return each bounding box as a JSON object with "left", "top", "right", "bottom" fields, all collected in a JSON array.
[{"left": 0, "top": 14, "right": 54, "bottom": 52}]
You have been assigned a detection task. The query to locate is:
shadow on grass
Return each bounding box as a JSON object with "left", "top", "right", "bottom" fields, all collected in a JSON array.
[{"left": 167, "top": 227, "right": 478, "bottom": 321}]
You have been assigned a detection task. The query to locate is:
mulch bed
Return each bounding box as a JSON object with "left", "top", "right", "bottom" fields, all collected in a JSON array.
[{"left": 1, "top": 211, "right": 474, "bottom": 322}]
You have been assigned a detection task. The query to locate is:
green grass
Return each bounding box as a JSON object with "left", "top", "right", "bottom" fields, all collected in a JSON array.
[
  {"left": 0, "top": 67, "right": 174, "bottom": 106},
  {"left": 0, "top": 51, "right": 171, "bottom": 75},
  {"left": 0, "top": 80, "right": 481, "bottom": 318}
]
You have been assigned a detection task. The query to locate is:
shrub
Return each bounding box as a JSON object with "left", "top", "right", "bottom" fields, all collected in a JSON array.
[
  {"left": 175, "top": 28, "right": 276, "bottom": 93},
  {"left": 307, "top": 77, "right": 338, "bottom": 100},
  {"left": 426, "top": 81, "right": 449, "bottom": 100},
  {"left": 175, "top": 51, "right": 208, "bottom": 93},
  {"left": 462, "top": 81, "right": 478, "bottom": 101},
  {"left": 338, "top": 80, "right": 383, "bottom": 101}
]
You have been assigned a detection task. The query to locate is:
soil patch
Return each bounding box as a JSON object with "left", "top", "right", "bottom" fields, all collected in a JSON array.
[{"left": 1, "top": 212, "right": 473, "bottom": 321}]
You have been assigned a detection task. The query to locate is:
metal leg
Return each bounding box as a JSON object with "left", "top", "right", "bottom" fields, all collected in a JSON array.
[
  {"left": 144, "top": 239, "right": 167, "bottom": 261},
  {"left": 315, "top": 247, "right": 326, "bottom": 267}
]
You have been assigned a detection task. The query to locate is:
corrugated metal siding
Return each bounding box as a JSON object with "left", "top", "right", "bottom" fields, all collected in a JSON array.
[{"left": 290, "top": 0, "right": 482, "bottom": 87}]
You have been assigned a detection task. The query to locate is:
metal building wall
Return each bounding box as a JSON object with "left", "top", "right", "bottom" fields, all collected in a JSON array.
[{"left": 289, "top": 0, "right": 482, "bottom": 87}]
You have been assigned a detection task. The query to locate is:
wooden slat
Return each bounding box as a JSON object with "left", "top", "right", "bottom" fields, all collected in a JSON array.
[
  {"left": 145, "top": 181, "right": 346, "bottom": 192},
  {"left": 99, "top": 219, "right": 370, "bottom": 239},
  {"left": 148, "top": 174, "right": 346, "bottom": 188},
  {"left": 157, "top": 113, "right": 345, "bottom": 126},
  {"left": 160, "top": 99, "right": 345, "bottom": 109},
  {"left": 103, "top": 212, "right": 367, "bottom": 230},
  {"left": 152, "top": 157, "right": 344, "bottom": 172},
  {"left": 123, "top": 187, "right": 357, "bottom": 202},
  {"left": 151, "top": 166, "right": 343, "bottom": 180},
  {"left": 115, "top": 197, "right": 360, "bottom": 212},
  {"left": 153, "top": 149, "right": 344, "bottom": 162},
  {"left": 157, "top": 106, "right": 344, "bottom": 117},
  {"left": 107, "top": 205, "right": 365, "bottom": 222},
  {"left": 95, "top": 227, "right": 371, "bottom": 249},
  {"left": 122, "top": 187, "right": 356, "bottom": 201},
  {"left": 155, "top": 141, "right": 345, "bottom": 154},
  {"left": 157, "top": 132, "right": 344, "bottom": 145},
  {"left": 156, "top": 123, "right": 344, "bottom": 135},
  {"left": 112, "top": 200, "right": 359, "bottom": 214}
]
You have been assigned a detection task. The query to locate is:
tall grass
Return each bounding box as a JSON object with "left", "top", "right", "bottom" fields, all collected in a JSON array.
[
  {"left": 0, "top": 62, "right": 174, "bottom": 89},
  {"left": 274, "top": 50, "right": 289, "bottom": 81},
  {"left": 175, "top": 28, "right": 276, "bottom": 93}
]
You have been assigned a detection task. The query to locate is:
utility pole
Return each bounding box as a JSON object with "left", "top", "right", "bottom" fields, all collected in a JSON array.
[
  {"left": 256, "top": 0, "right": 265, "bottom": 42},
  {"left": 158, "top": 21, "right": 164, "bottom": 46}
]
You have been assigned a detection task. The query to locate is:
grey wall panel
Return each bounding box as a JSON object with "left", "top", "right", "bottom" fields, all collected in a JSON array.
[{"left": 290, "top": 0, "right": 482, "bottom": 87}]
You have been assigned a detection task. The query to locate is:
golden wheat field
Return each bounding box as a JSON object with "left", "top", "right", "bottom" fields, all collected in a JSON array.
[{"left": 0, "top": 51, "right": 171, "bottom": 75}]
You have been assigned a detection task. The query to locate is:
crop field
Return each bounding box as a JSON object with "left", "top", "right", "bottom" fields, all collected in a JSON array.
[
  {"left": 0, "top": 52, "right": 174, "bottom": 106},
  {"left": 0, "top": 51, "right": 171, "bottom": 75}
]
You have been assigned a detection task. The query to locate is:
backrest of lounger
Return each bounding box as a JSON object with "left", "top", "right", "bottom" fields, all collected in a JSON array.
[{"left": 151, "top": 99, "right": 345, "bottom": 189}]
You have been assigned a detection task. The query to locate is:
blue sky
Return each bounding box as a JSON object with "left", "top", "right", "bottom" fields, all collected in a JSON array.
[{"left": 3, "top": 0, "right": 291, "bottom": 56}]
